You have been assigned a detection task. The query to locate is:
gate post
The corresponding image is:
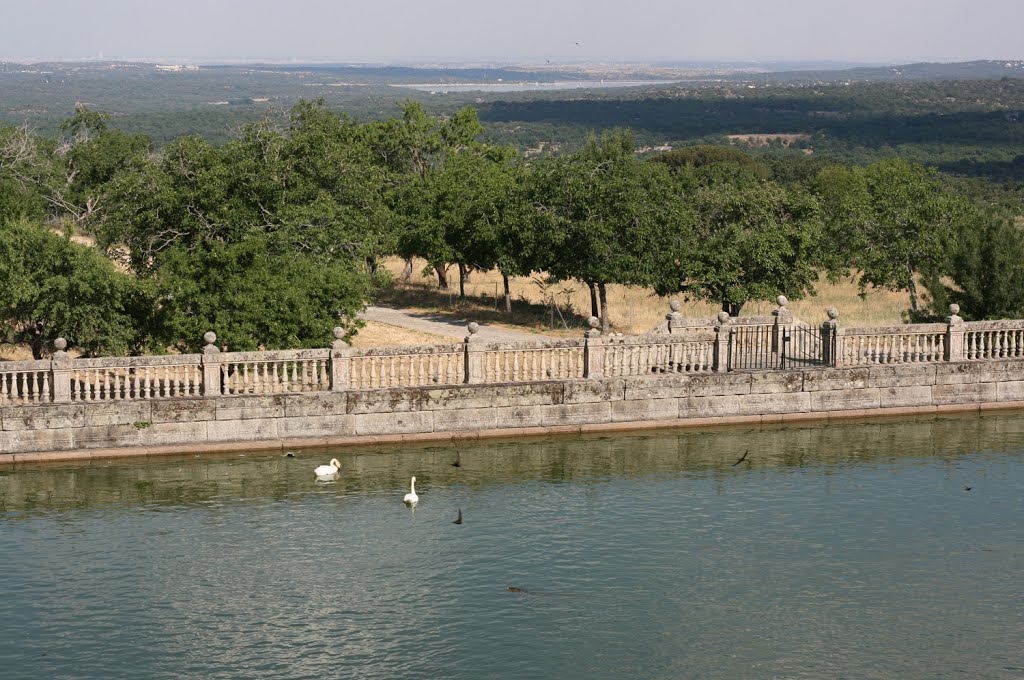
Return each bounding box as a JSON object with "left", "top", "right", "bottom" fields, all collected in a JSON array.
[
  {"left": 330, "top": 327, "right": 351, "bottom": 391},
  {"left": 772, "top": 295, "right": 793, "bottom": 354},
  {"left": 464, "top": 322, "right": 484, "bottom": 384},
  {"left": 583, "top": 317, "right": 606, "bottom": 378},
  {"left": 666, "top": 300, "right": 684, "bottom": 334},
  {"left": 945, "top": 304, "right": 965, "bottom": 362},
  {"left": 201, "top": 331, "right": 223, "bottom": 397},
  {"left": 821, "top": 308, "right": 840, "bottom": 367},
  {"left": 713, "top": 312, "right": 731, "bottom": 372},
  {"left": 50, "top": 338, "right": 72, "bottom": 403}
]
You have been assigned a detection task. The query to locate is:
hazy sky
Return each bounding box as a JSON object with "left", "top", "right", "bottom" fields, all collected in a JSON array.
[{"left": 2, "top": 0, "right": 1021, "bottom": 63}]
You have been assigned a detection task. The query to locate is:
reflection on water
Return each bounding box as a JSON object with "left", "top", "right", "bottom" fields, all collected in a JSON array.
[{"left": 1, "top": 413, "right": 1023, "bottom": 679}]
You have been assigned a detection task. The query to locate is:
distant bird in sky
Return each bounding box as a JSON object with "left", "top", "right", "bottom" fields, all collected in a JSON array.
[
  {"left": 731, "top": 450, "right": 750, "bottom": 467},
  {"left": 453, "top": 509, "right": 463, "bottom": 525}
]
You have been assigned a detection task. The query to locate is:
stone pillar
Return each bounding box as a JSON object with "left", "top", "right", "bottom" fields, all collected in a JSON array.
[
  {"left": 330, "top": 326, "right": 351, "bottom": 391},
  {"left": 666, "top": 300, "right": 684, "bottom": 334},
  {"left": 583, "top": 316, "right": 606, "bottom": 378},
  {"left": 50, "top": 337, "right": 72, "bottom": 403},
  {"left": 821, "top": 308, "right": 840, "bottom": 367},
  {"left": 945, "top": 303, "right": 965, "bottom": 362},
  {"left": 713, "top": 311, "right": 731, "bottom": 372},
  {"left": 200, "top": 331, "right": 223, "bottom": 397},
  {"left": 772, "top": 295, "right": 793, "bottom": 354},
  {"left": 464, "top": 322, "right": 484, "bottom": 384}
]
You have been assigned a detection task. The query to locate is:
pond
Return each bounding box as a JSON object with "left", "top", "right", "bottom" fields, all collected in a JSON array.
[{"left": 2, "top": 413, "right": 1022, "bottom": 679}]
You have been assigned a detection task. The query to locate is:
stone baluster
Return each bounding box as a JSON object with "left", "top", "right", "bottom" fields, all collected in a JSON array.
[
  {"left": 200, "top": 331, "right": 223, "bottom": 397},
  {"left": 821, "top": 308, "right": 842, "bottom": 367},
  {"left": 945, "top": 303, "right": 965, "bottom": 362},
  {"left": 583, "top": 316, "right": 606, "bottom": 378},
  {"left": 666, "top": 300, "right": 684, "bottom": 334},
  {"left": 464, "top": 322, "right": 484, "bottom": 384},
  {"left": 772, "top": 295, "right": 793, "bottom": 354},
  {"left": 330, "top": 326, "right": 351, "bottom": 391},
  {"left": 50, "top": 337, "right": 71, "bottom": 403},
  {"left": 713, "top": 312, "right": 731, "bottom": 372}
]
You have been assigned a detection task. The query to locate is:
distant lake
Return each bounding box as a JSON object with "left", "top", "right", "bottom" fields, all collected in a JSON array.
[
  {"left": 393, "top": 80, "right": 675, "bottom": 93},
  {"left": 2, "top": 413, "right": 1023, "bottom": 679}
]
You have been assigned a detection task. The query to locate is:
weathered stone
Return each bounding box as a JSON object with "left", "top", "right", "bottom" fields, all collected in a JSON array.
[
  {"left": 0, "top": 428, "right": 74, "bottom": 453},
  {"left": 81, "top": 401, "right": 153, "bottom": 427},
  {"left": 868, "top": 364, "right": 938, "bottom": 388},
  {"left": 432, "top": 407, "right": 499, "bottom": 432},
  {"left": 685, "top": 392, "right": 810, "bottom": 418},
  {"left": 802, "top": 368, "right": 870, "bottom": 392},
  {"left": 750, "top": 371, "right": 803, "bottom": 394},
  {"left": 996, "top": 381, "right": 1024, "bottom": 402},
  {"left": 611, "top": 398, "right": 679, "bottom": 422},
  {"left": 207, "top": 417, "right": 278, "bottom": 442},
  {"left": 353, "top": 411, "right": 433, "bottom": 436},
  {"left": 493, "top": 405, "right": 544, "bottom": 429},
  {"left": 809, "top": 388, "right": 881, "bottom": 412},
  {"left": 878, "top": 385, "right": 933, "bottom": 408},
  {"left": 0, "top": 404, "right": 86, "bottom": 431},
  {"left": 215, "top": 395, "right": 288, "bottom": 421},
  {"left": 284, "top": 393, "right": 348, "bottom": 417},
  {"left": 151, "top": 399, "right": 217, "bottom": 423},
  {"left": 278, "top": 414, "right": 354, "bottom": 438},
  {"left": 686, "top": 373, "right": 751, "bottom": 397},
  {"left": 932, "top": 381, "right": 998, "bottom": 405},
  {"left": 564, "top": 379, "right": 620, "bottom": 404},
  {"left": 540, "top": 401, "right": 611, "bottom": 426}
]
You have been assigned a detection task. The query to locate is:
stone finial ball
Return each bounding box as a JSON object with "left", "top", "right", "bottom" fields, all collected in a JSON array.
[
  {"left": 587, "top": 316, "right": 600, "bottom": 329},
  {"left": 949, "top": 303, "right": 960, "bottom": 316},
  {"left": 776, "top": 295, "right": 789, "bottom": 307},
  {"left": 467, "top": 322, "right": 480, "bottom": 335},
  {"left": 827, "top": 307, "right": 839, "bottom": 320},
  {"left": 669, "top": 300, "right": 681, "bottom": 313},
  {"left": 54, "top": 337, "right": 67, "bottom": 351},
  {"left": 333, "top": 326, "right": 345, "bottom": 340},
  {"left": 717, "top": 311, "right": 731, "bottom": 324},
  {"left": 203, "top": 331, "right": 217, "bottom": 345}
]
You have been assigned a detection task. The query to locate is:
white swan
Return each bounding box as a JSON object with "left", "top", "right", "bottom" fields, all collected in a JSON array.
[
  {"left": 403, "top": 476, "right": 419, "bottom": 506},
  {"left": 314, "top": 458, "right": 341, "bottom": 477}
]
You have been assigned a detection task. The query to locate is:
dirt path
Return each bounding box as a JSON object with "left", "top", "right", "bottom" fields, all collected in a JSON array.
[{"left": 361, "top": 306, "right": 542, "bottom": 343}]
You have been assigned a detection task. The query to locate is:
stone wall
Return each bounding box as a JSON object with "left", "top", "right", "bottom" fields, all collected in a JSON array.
[{"left": 4, "top": 359, "right": 1024, "bottom": 463}]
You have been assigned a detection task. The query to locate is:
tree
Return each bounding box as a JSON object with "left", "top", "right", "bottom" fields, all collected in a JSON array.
[
  {"left": 0, "top": 220, "right": 149, "bottom": 358},
  {"left": 656, "top": 168, "right": 824, "bottom": 316},
  {"left": 812, "top": 159, "right": 969, "bottom": 317},
  {"left": 929, "top": 210, "right": 1024, "bottom": 320}
]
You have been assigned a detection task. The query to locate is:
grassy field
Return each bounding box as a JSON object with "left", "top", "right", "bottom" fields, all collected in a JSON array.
[{"left": 369, "top": 258, "right": 913, "bottom": 343}]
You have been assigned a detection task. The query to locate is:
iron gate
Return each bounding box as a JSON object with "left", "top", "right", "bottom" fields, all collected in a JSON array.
[{"left": 727, "top": 324, "right": 828, "bottom": 371}]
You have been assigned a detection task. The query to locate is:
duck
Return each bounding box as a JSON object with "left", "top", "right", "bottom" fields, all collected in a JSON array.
[
  {"left": 403, "top": 476, "right": 419, "bottom": 506},
  {"left": 314, "top": 458, "right": 341, "bottom": 477}
]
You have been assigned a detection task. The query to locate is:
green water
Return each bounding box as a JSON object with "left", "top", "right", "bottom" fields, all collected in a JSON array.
[{"left": 2, "top": 414, "right": 1022, "bottom": 679}]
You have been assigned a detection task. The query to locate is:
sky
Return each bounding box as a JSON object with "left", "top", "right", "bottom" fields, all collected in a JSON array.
[{"left": 1, "top": 0, "right": 1021, "bottom": 64}]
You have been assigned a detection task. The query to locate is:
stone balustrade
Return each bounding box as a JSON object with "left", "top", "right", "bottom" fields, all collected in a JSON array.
[{"left": 5, "top": 301, "right": 1024, "bottom": 407}]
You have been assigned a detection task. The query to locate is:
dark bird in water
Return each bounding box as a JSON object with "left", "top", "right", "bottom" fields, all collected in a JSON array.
[
  {"left": 451, "top": 451, "right": 461, "bottom": 467},
  {"left": 964, "top": 486, "right": 972, "bottom": 491},
  {"left": 506, "top": 586, "right": 527, "bottom": 593},
  {"left": 453, "top": 508, "right": 463, "bottom": 525},
  {"left": 731, "top": 450, "right": 750, "bottom": 466}
]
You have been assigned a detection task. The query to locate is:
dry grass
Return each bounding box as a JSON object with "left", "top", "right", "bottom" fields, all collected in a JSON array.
[
  {"left": 376, "top": 258, "right": 912, "bottom": 335},
  {"left": 349, "top": 320, "right": 453, "bottom": 347}
]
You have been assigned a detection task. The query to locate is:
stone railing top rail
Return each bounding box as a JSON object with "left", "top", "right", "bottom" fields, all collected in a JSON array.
[
  {"left": 346, "top": 343, "right": 465, "bottom": 357},
  {"left": 843, "top": 323, "right": 948, "bottom": 336},
  {"left": 609, "top": 331, "right": 716, "bottom": 344},
  {"left": 471, "top": 337, "right": 586, "bottom": 352},
  {"left": 0, "top": 359, "right": 51, "bottom": 372},
  {"left": 219, "top": 348, "right": 330, "bottom": 363},
  {"left": 72, "top": 354, "right": 203, "bottom": 369},
  {"left": 963, "top": 319, "right": 1024, "bottom": 331}
]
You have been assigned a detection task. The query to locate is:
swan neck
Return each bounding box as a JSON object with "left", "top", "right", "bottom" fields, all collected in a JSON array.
[{"left": 410, "top": 478, "right": 416, "bottom": 493}]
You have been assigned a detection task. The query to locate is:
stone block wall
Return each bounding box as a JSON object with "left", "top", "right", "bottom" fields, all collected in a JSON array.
[{"left": 3, "top": 359, "right": 1024, "bottom": 462}]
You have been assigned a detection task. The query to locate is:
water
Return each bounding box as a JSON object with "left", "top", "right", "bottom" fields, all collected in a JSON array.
[
  {"left": 393, "top": 80, "right": 674, "bottom": 93},
  {"left": 2, "top": 413, "right": 1023, "bottom": 679}
]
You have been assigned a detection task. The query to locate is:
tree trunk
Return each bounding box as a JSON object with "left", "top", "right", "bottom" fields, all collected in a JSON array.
[
  {"left": 906, "top": 263, "right": 920, "bottom": 317},
  {"left": 503, "top": 273, "right": 512, "bottom": 313},
  {"left": 599, "top": 282, "right": 610, "bottom": 334},
  {"left": 435, "top": 265, "right": 449, "bottom": 290},
  {"left": 31, "top": 333, "right": 47, "bottom": 360},
  {"left": 721, "top": 301, "right": 743, "bottom": 317},
  {"left": 458, "top": 262, "right": 467, "bottom": 298},
  {"left": 366, "top": 256, "right": 379, "bottom": 275},
  {"left": 401, "top": 258, "right": 414, "bottom": 281},
  {"left": 589, "top": 281, "right": 600, "bottom": 319}
]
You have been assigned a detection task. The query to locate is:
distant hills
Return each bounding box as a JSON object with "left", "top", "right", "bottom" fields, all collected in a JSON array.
[{"left": 720, "top": 60, "right": 1024, "bottom": 84}]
